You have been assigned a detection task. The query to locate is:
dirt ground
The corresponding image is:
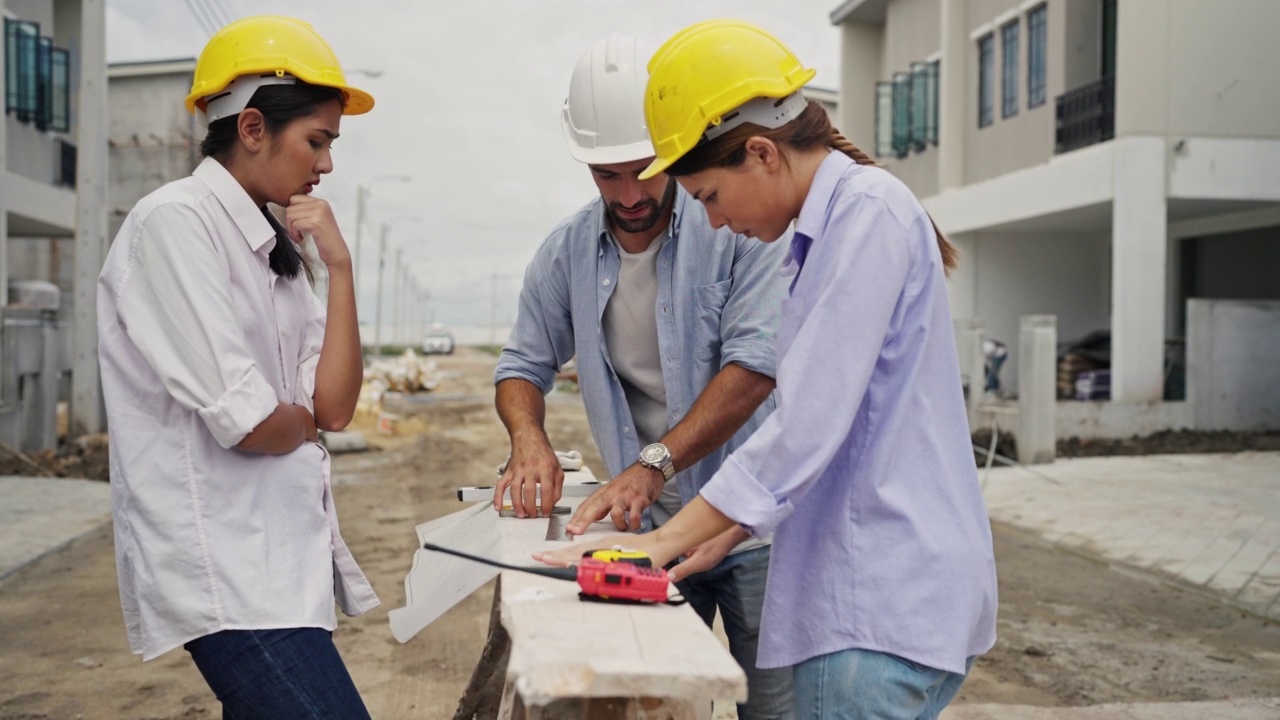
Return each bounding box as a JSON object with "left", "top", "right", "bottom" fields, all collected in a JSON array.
[{"left": 3, "top": 348, "right": 1280, "bottom": 719}]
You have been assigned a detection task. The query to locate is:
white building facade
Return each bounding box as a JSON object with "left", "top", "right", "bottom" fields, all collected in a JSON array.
[
  {"left": 831, "top": 0, "right": 1280, "bottom": 436},
  {"left": 2, "top": 0, "right": 106, "bottom": 450}
]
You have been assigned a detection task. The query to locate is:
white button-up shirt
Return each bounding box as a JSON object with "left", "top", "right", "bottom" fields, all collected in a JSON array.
[{"left": 98, "top": 158, "right": 378, "bottom": 661}]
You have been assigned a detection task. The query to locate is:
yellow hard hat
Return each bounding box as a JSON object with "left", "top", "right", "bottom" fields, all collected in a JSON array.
[
  {"left": 640, "top": 19, "right": 816, "bottom": 180},
  {"left": 185, "top": 16, "right": 373, "bottom": 117}
]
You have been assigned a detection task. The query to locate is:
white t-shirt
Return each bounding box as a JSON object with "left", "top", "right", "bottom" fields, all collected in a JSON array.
[{"left": 602, "top": 231, "right": 765, "bottom": 554}]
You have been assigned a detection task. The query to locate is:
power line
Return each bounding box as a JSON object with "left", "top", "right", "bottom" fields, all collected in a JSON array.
[
  {"left": 191, "top": 0, "right": 231, "bottom": 28},
  {"left": 182, "top": 0, "right": 217, "bottom": 35},
  {"left": 207, "top": 0, "right": 240, "bottom": 25}
]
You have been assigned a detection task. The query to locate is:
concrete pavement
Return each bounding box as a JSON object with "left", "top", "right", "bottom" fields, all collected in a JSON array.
[
  {"left": 945, "top": 697, "right": 1280, "bottom": 719},
  {"left": 978, "top": 451, "right": 1280, "bottom": 622},
  {"left": 0, "top": 475, "right": 110, "bottom": 582}
]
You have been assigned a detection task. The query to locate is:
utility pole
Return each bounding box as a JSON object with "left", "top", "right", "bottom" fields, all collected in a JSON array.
[
  {"left": 373, "top": 216, "right": 420, "bottom": 358},
  {"left": 374, "top": 223, "right": 388, "bottom": 357},
  {"left": 392, "top": 247, "right": 403, "bottom": 349},
  {"left": 352, "top": 174, "right": 410, "bottom": 347}
]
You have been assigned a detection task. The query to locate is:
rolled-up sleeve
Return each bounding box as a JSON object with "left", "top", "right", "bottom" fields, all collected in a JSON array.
[
  {"left": 717, "top": 233, "right": 788, "bottom": 379},
  {"left": 294, "top": 289, "right": 327, "bottom": 414},
  {"left": 700, "top": 198, "right": 916, "bottom": 537},
  {"left": 113, "top": 202, "right": 277, "bottom": 448},
  {"left": 494, "top": 239, "right": 576, "bottom": 393}
]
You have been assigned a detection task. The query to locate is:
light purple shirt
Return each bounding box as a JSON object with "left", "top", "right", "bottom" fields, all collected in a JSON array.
[{"left": 699, "top": 152, "right": 997, "bottom": 673}]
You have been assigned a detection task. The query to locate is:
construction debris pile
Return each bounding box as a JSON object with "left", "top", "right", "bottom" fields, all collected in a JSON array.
[{"left": 356, "top": 350, "right": 441, "bottom": 417}]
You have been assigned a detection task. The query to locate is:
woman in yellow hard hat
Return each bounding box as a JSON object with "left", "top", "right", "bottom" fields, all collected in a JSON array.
[
  {"left": 98, "top": 16, "right": 377, "bottom": 716},
  {"left": 538, "top": 19, "right": 997, "bottom": 719}
]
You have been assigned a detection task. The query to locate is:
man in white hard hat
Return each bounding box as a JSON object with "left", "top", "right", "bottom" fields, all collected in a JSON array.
[{"left": 493, "top": 36, "right": 793, "bottom": 718}]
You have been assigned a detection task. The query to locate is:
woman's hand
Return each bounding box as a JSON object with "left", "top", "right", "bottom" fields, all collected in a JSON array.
[
  {"left": 667, "top": 526, "right": 747, "bottom": 583},
  {"left": 287, "top": 194, "right": 350, "bottom": 269}
]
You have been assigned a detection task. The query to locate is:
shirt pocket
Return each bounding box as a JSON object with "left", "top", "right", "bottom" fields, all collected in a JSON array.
[{"left": 692, "top": 279, "right": 732, "bottom": 363}]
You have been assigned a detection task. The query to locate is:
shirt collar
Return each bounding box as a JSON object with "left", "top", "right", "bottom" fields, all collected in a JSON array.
[
  {"left": 794, "top": 150, "right": 855, "bottom": 241},
  {"left": 193, "top": 157, "right": 278, "bottom": 253},
  {"left": 594, "top": 182, "right": 687, "bottom": 250}
]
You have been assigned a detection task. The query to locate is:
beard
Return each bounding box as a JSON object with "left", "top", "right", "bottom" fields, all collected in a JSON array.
[{"left": 606, "top": 178, "right": 677, "bottom": 234}]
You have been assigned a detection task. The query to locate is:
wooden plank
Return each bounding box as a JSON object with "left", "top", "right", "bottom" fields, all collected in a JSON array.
[
  {"left": 392, "top": 463, "right": 744, "bottom": 713},
  {"left": 390, "top": 467, "right": 600, "bottom": 642}
]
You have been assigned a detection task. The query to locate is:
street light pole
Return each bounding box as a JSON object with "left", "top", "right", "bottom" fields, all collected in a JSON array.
[
  {"left": 373, "top": 215, "right": 420, "bottom": 358},
  {"left": 392, "top": 247, "right": 403, "bottom": 349},
  {"left": 353, "top": 174, "right": 410, "bottom": 347}
]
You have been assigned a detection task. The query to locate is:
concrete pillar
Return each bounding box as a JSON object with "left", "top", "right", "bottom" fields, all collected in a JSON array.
[
  {"left": 1111, "top": 138, "right": 1167, "bottom": 402},
  {"left": 955, "top": 318, "right": 985, "bottom": 432},
  {"left": 1017, "top": 315, "right": 1056, "bottom": 465},
  {"left": 69, "top": 0, "right": 108, "bottom": 436},
  {"left": 938, "top": 0, "right": 968, "bottom": 191},
  {"left": 837, "top": 22, "right": 883, "bottom": 149}
]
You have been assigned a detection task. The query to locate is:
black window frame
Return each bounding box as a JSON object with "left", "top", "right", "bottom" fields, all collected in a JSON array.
[
  {"left": 978, "top": 33, "right": 995, "bottom": 128},
  {"left": 927, "top": 59, "right": 940, "bottom": 145},
  {"left": 910, "top": 62, "right": 929, "bottom": 152},
  {"left": 50, "top": 47, "right": 70, "bottom": 132},
  {"left": 1001, "top": 20, "right": 1020, "bottom": 119},
  {"left": 1027, "top": 4, "right": 1048, "bottom": 108},
  {"left": 5, "top": 18, "right": 40, "bottom": 122},
  {"left": 891, "top": 71, "right": 911, "bottom": 158}
]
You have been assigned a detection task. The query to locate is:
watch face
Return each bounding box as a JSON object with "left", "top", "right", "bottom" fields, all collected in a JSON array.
[{"left": 640, "top": 444, "right": 666, "bottom": 464}]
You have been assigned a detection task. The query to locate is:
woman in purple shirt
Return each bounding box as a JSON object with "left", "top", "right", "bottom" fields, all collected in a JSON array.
[{"left": 537, "top": 19, "right": 998, "bottom": 719}]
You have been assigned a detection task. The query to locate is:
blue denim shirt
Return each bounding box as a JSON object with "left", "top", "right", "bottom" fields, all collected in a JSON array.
[{"left": 496, "top": 187, "right": 788, "bottom": 526}]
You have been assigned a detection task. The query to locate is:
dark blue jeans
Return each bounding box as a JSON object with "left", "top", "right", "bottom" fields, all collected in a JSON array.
[
  {"left": 185, "top": 628, "right": 371, "bottom": 720},
  {"left": 675, "top": 545, "right": 794, "bottom": 720}
]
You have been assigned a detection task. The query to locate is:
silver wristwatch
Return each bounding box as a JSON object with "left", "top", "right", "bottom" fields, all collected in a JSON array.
[{"left": 638, "top": 442, "right": 675, "bottom": 481}]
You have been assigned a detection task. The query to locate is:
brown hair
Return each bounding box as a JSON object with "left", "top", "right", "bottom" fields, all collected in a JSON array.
[{"left": 666, "top": 100, "right": 958, "bottom": 274}]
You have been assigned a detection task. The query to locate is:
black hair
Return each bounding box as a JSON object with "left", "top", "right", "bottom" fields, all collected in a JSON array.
[{"left": 200, "top": 80, "right": 344, "bottom": 279}]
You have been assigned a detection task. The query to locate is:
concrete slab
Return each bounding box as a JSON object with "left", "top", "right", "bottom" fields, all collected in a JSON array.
[
  {"left": 981, "top": 452, "right": 1280, "bottom": 621},
  {"left": 944, "top": 697, "right": 1280, "bottom": 719},
  {"left": 0, "top": 475, "right": 111, "bottom": 581}
]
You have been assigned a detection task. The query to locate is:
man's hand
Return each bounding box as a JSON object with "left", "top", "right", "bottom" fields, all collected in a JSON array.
[
  {"left": 668, "top": 526, "right": 748, "bottom": 583},
  {"left": 565, "top": 463, "right": 665, "bottom": 535},
  {"left": 492, "top": 435, "right": 564, "bottom": 518}
]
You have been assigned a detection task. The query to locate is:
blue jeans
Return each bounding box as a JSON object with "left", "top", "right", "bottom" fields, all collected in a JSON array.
[
  {"left": 675, "top": 545, "right": 794, "bottom": 720},
  {"left": 792, "top": 649, "right": 974, "bottom": 720},
  {"left": 185, "top": 628, "right": 371, "bottom": 720}
]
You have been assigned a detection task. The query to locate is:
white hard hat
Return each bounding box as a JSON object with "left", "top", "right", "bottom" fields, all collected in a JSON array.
[{"left": 561, "top": 36, "right": 656, "bottom": 165}]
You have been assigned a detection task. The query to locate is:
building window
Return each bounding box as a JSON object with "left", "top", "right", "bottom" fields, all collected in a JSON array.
[
  {"left": 875, "top": 60, "right": 940, "bottom": 158},
  {"left": 51, "top": 48, "right": 70, "bottom": 132},
  {"left": 910, "top": 62, "right": 929, "bottom": 152},
  {"left": 4, "top": 18, "right": 72, "bottom": 132},
  {"left": 892, "top": 71, "right": 911, "bottom": 158},
  {"left": 927, "top": 59, "right": 940, "bottom": 144},
  {"left": 5, "top": 18, "right": 40, "bottom": 122},
  {"left": 978, "top": 33, "right": 994, "bottom": 127},
  {"left": 874, "top": 82, "right": 893, "bottom": 157},
  {"left": 1001, "top": 21, "right": 1019, "bottom": 118},
  {"left": 1027, "top": 4, "right": 1047, "bottom": 108}
]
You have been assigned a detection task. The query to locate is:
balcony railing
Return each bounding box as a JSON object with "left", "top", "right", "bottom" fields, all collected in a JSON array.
[
  {"left": 55, "top": 138, "right": 76, "bottom": 188},
  {"left": 1055, "top": 75, "right": 1114, "bottom": 154}
]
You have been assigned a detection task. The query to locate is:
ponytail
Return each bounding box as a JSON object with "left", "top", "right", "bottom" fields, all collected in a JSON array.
[{"left": 826, "top": 127, "right": 958, "bottom": 274}]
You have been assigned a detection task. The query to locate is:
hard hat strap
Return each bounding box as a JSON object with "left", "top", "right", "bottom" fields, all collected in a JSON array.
[
  {"left": 701, "top": 91, "right": 808, "bottom": 143},
  {"left": 203, "top": 72, "right": 299, "bottom": 123}
]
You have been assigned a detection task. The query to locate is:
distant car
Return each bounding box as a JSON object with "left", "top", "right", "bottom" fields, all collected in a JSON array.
[{"left": 421, "top": 330, "right": 455, "bottom": 355}]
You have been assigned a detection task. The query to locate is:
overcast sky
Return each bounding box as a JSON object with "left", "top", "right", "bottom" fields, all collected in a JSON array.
[{"left": 107, "top": 0, "right": 843, "bottom": 330}]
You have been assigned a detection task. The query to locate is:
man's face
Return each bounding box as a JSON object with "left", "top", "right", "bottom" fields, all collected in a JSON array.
[{"left": 588, "top": 158, "right": 676, "bottom": 235}]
